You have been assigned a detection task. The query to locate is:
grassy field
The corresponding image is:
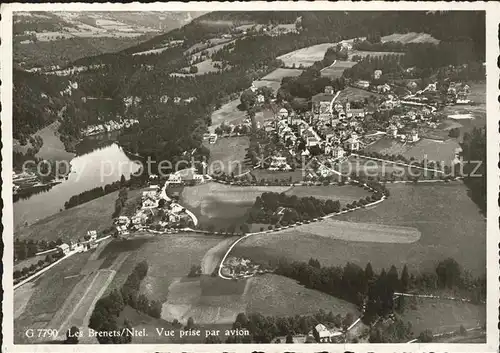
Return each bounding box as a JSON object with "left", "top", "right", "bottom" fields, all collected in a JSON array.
[
  {"left": 14, "top": 251, "right": 93, "bottom": 343},
  {"left": 244, "top": 274, "right": 358, "bottom": 317},
  {"left": 399, "top": 298, "right": 485, "bottom": 336},
  {"left": 261, "top": 68, "right": 303, "bottom": 82},
  {"left": 336, "top": 86, "right": 382, "bottom": 102},
  {"left": 365, "top": 137, "right": 461, "bottom": 164},
  {"left": 320, "top": 60, "right": 357, "bottom": 78},
  {"left": 231, "top": 182, "right": 485, "bottom": 276},
  {"left": 209, "top": 98, "right": 247, "bottom": 133},
  {"left": 180, "top": 183, "right": 291, "bottom": 228},
  {"left": 285, "top": 185, "right": 371, "bottom": 205},
  {"left": 381, "top": 32, "right": 440, "bottom": 44},
  {"left": 250, "top": 168, "right": 304, "bottom": 183},
  {"left": 184, "top": 37, "right": 232, "bottom": 55},
  {"left": 277, "top": 43, "right": 336, "bottom": 67},
  {"left": 204, "top": 136, "right": 250, "bottom": 175},
  {"left": 292, "top": 219, "right": 421, "bottom": 244},
  {"left": 252, "top": 80, "right": 282, "bottom": 94},
  {"left": 15, "top": 189, "right": 142, "bottom": 242},
  {"left": 174, "top": 59, "right": 223, "bottom": 76}
]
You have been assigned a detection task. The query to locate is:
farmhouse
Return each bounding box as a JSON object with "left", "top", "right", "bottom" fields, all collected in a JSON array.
[
  {"left": 312, "top": 323, "right": 343, "bottom": 343},
  {"left": 57, "top": 243, "right": 70, "bottom": 256},
  {"left": 355, "top": 80, "right": 370, "bottom": 89}
]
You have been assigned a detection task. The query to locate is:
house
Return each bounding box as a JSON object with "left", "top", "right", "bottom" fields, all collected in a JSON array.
[
  {"left": 377, "top": 83, "right": 391, "bottom": 93},
  {"left": 355, "top": 80, "right": 370, "bottom": 89},
  {"left": 343, "top": 133, "right": 360, "bottom": 151},
  {"left": 312, "top": 324, "right": 343, "bottom": 343},
  {"left": 57, "top": 243, "right": 70, "bottom": 256},
  {"left": 331, "top": 145, "right": 346, "bottom": 159},
  {"left": 409, "top": 129, "right": 419, "bottom": 142},
  {"left": 279, "top": 108, "right": 289, "bottom": 119},
  {"left": 257, "top": 94, "right": 265, "bottom": 103},
  {"left": 312, "top": 86, "right": 337, "bottom": 122},
  {"left": 348, "top": 108, "right": 365, "bottom": 118},
  {"left": 373, "top": 69, "right": 383, "bottom": 80},
  {"left": 269, "top": 155, "right": 291, "bottom": 171},
  {"left": 407, "top": 81, "right": 418, "bottom": 90},
  {"left": 167, "top": 173, "right": 182, "bottom": 184},
  {"left": 387, "top": 124, "right": 398, "bottom": 138},
  {"left": 208, "top": 133, "right": 218, "bottom": 144},
  {"left": 87, "top": 230, "right": 97, "bottom": 241}
]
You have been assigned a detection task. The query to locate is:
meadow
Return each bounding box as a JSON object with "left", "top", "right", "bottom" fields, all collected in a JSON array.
[
  {"left": 230, "top": 183, "right": 486, "bottom": 276},
  {"left": 209, "top": 98, "right": 247, "bottom": 133},
  {"left": 399, "top": 298, "right": 485, "bottom": 336},
  {"left": 381, "top": 32, "right": 440, "bottom": 44},
  {"left": 284, "top": 184, "right": 371, "bottom": 206},
  {"left": 15, "top": 188, "right": 142, "bottom": 242},
  {"left": 204, "top": 136, "right": 250, "bottom": 175},
  {"left": 180, "top": 183, "right": 291, "bottom": 228},
  {"left": 364, "top": 137, "right": 461, "bottom": 164},
  {"left": 252, "top": 80, "right": 282, "bottom": 94},
  {"left": 277, "top": 43, "right": 336, "bottom": 67},
  {"left": 260, "top": 68, "right": 303, "bottom": 82},
  {"left": 336, "top": 86, "right": 382, "bottom": 102},
  {"left": 320, "top": 60, "right": 357, "bottom": 79}
]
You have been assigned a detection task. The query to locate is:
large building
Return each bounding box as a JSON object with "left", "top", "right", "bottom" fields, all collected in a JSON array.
[{"left": 312, "top": 86, "right": 337, "bottom": 122}]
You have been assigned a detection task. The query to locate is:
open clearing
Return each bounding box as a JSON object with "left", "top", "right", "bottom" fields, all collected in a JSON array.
[
  {"left": 174, "top": 59, "right": 223, "bottom": 77},
  {"left": 251, "top": 80, "right": 282, "bottom": 94},
  {"left": 293, "top": 219, "right": 421, "bottom": 244},
  {"left": 381, "top": 32, "right": 440, "bottom": 44},
  {"left": 184, "top": 38, "right": 232, "bottom": 55},
  {"left": 277, "top": 43, "right": 336, "bottom": 67},
  {"left": 399, "top": 298, "right": 485, "bottom": 336},
  {"left": 285, "top": 185, "right": 371, "bottom": 206},
  {"left": 181, "top": 183, "right": 291, "bottom": 228},
  {"left": 204, "top": 136, "right": 250, "bottom": 175},
  {"left": 15, "top": 189, "right": 142, "bottom": 241},
  {"left": 320, "top": 60, "right": 357, "bottom": 78},
  {"left": 231, "top": 183, "right": 485, "bottom": 276},
  {"left": 260, "top": 68, "right": 303, "bottom": 82},
  {"left": 209, "top": 98, "right": 246, "bottom": 133},
  {"left": 364, "top": 137, "right": 461, "bottom": 164}
]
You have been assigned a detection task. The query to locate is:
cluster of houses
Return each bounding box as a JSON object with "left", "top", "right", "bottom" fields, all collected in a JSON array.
[
  {"left": 114, "top": 184, "right": 194, "bottom": 236},
  {"left": 273, "top": 323, "right": 344, "bottom": 343},
  {"left": 220, "top": 257, "right": 270, "bottom": 279},
  {"left": 56, "top": 230, "right": 99, "bottom": 256},
  {"left": 80, "top": 118, "right": 139, "bottom": 137},
  {"left": 447, "top": 82, "right": 471, "bottom": 104},
  {"left": 166, "top": 167, "right": 207, "bottom": 186}
]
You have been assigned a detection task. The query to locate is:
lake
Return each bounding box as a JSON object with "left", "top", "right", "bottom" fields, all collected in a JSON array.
[{"left": 14, "top": 135, "right": 141, "bottom": 230}]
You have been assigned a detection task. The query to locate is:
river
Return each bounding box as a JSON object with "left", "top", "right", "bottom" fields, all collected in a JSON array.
[{"left": 14, "top": 133, "right": 141, "bottom": 230}]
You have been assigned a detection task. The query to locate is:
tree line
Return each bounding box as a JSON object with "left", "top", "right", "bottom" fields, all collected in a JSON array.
[{"left": 88, "top": 260, "right": 161, "bottom": 344}]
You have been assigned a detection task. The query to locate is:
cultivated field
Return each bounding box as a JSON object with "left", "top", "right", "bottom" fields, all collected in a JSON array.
[
  {"left": 15, "top": 189, "right": 142, "bottom": 241},
  {"left": 285, "top": 184, "right": 371, "bottom": 205},
  {"left": 260, "top": 68, "right": 303, "bottom": 82},
  {"left": 293, "top": 219, "right": 421, "bottom": 244},
  {"left": 204, "top": 136, "right": 250, "bottom": 175},
  {"left": 381, "top": 32, "right": 440, "bottom": 44},
  {"left": 181, "top": 183, "right": 291, "bottom": 228},
  {"left": 277, "top": 43, "right": 336, "bottom": 67},
  {"left": 231, "top": 183, "right": 486, "bottom": 276},
  {"left": 320, "top": 60, "right": 357, "bottom": 79},
  {"left": 399, "top": 298, "right": 485, "bottom": 336}
]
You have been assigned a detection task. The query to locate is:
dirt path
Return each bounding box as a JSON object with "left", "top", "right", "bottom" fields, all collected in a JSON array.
[{"left": 201, "top": 236, "right": 238, "bottom": 275}]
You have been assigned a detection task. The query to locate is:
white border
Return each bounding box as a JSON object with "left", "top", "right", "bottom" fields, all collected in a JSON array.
[{"left": 1, "top": 2, "right": 499, "bottom": 353}]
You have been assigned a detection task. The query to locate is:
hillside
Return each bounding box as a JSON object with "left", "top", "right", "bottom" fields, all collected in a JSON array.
[
  {"left": 13, "top": 11, "right": 485, "bottom": 170},
  {"left": 14, "top": 11, "right": 206, "bottom": 68}
]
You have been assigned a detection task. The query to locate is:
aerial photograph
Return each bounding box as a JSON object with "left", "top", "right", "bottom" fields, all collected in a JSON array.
[{"left": 11, "top": 10, "right": 486, "bottom": 345}]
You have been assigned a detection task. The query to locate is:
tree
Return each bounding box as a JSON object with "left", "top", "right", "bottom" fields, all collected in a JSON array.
[
  {"left": 418, "top": 329, "right": 433, "bottom": 342},
  {"left": 65, "top": 326, "right": 80, "bottom": 344},
  {"left": 240, "top": 90, "right": 256, "bottom": 110},
  {"left": 401, "top": 264, "right": 409, "bottom": 292},
  {"left": 365, "top": 262, "right": 374, "bottom": 281},
  {"left": 436, "top": 258, "right": 461, "bottom": 289},
  {"left": 189, "top": 65, "right": 199, "bottom": 74},
  {"left": 286, "top": 332, "right": 294, "bottom": 343},
  {"left": 459, "top": 324, "right": 467, "bottom": 336},
  {"left": 186, "top": 317, "right": 195, "bottom": 330}
]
